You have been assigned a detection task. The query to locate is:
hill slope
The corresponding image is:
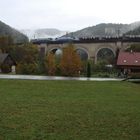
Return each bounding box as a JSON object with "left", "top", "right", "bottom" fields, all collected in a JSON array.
[
  {"left": 64, "top": 22, "right": 140, "bottom": 38},
  {"left": 125, "top": 26, "right": 140, "bottom": 36},
  {"left": 0, "top": 20, "right": 28, "bottom": 43}
]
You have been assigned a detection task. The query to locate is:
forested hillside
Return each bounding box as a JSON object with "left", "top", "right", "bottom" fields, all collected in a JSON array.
[{"left": 0, "top": 20, "right": 28, "bottom": 43}]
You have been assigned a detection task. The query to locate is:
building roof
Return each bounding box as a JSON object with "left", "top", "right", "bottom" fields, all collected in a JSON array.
[
  {"left": 0, "top": 53, "right": 9, "bottom": 64},
  {"left": 117, "top": 51, "right": 140, "bottom": 66}
]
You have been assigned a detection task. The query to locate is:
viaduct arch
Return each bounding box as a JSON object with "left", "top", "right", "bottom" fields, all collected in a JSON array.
[{"left": 35, "top": 38, "right": 140, "bottom": 64}]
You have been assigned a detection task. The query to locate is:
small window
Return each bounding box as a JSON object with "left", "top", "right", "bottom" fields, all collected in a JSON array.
[
  {"left": 135, "top": 60, "right": 138, "bottom": 63},
  {"left": 123, "top": 60, "right": 127, "bottom": 63}
]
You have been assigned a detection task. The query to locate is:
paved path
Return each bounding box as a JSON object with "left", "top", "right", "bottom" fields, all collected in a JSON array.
[{"left": 0, "top": 74, "right": 124, "bottom": 81}]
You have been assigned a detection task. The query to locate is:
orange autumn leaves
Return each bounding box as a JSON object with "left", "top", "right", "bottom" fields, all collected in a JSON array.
[
  {"left": 45, "top": 52, "right": 56, "bottom": 76},
  {"left": 45, "top": 44, "right": 82, "bottom": 76}
]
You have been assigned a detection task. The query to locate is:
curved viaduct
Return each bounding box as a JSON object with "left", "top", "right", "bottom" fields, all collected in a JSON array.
[{"left": 34, "top": 38, "right": 140, "bottom": 63}]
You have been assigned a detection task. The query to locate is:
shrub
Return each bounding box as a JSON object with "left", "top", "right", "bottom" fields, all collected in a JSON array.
[{"left": 16, "top": 62, "right": 38, "bottom": 74}]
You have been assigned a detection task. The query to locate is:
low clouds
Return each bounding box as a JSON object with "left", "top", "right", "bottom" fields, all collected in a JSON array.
[{"left": 0, "top": 0, "right": 140, "bottom": 30}]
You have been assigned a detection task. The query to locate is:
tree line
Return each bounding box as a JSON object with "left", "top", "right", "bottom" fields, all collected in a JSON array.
[
  {"left": 1, "top": 36, "right": 140, "bottom": 77},
  {"left": 0, "top": 36, "right": 83, "bottom": 76}
]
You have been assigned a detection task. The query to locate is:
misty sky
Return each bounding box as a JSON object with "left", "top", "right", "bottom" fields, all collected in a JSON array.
[{"left": 0, "top": 0, "right": 140, "bottom": 31}]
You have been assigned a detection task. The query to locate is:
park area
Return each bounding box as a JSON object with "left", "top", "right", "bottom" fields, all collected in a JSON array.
[{"left": 0, "top": 80, "right": 140, "bottom": 140}]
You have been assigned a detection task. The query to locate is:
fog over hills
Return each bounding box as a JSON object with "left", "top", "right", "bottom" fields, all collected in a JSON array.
[
  {"left": 18, "top": 21, "right": 140, "bottom": 39},
  {"left": 20, "top": 28, "right": 67, "bottom": 40}
]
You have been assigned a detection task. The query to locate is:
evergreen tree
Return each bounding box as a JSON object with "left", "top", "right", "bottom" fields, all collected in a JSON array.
[{"left": 87, "top": 62, "right": 91, "bottom": 77}]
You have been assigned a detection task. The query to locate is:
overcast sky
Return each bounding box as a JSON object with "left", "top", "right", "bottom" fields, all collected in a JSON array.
[{"left": 0, "top": 0, "right": 140, "bottom": 31}]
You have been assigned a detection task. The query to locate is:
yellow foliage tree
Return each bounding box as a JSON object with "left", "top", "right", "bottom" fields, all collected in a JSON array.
[
  {"left": 60, "top": 44, "right": 82, "bottom": 76},
  {"left": 45, "top": 52, "right": 56, "bottom": 76}
]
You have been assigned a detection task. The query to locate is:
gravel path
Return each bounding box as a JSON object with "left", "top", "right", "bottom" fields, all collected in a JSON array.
[{"left": 0, "top": 74, "right": 124, "bottom": 81}]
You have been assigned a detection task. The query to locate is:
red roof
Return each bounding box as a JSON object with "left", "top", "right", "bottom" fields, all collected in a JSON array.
[{"left": 117, "top": 52, "right": 140, "bottom": 66}]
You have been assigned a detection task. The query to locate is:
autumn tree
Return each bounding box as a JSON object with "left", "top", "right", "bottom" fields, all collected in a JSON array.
[
  {"left": 45, "top": 52, "right": 56, "bottom": 76},
  {"left": 0, "top": 36, "right": 39, "bottom": 74},
  {"left": 0, "top": 36, "right": 14, "bottom": 53},
  {"left": 60, "top": 44, "right": 82, "bottom": 76},
  {"left": 15, "top": 43, "right": 39, "bottom": 74}
]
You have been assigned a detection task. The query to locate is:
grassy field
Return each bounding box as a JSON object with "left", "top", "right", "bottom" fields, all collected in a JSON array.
[{"left": 0, "top": 80, "right": 140, "bottom": 140}]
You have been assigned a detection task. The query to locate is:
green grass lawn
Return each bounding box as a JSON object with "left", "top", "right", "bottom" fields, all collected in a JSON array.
[{"left": 0, "top": 80, "right": 140, "bottom": 140}]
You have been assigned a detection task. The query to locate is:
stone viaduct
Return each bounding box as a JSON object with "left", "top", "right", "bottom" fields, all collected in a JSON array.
[{"left": 32, "top": 37, "right": 140, "bottom": 63}]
